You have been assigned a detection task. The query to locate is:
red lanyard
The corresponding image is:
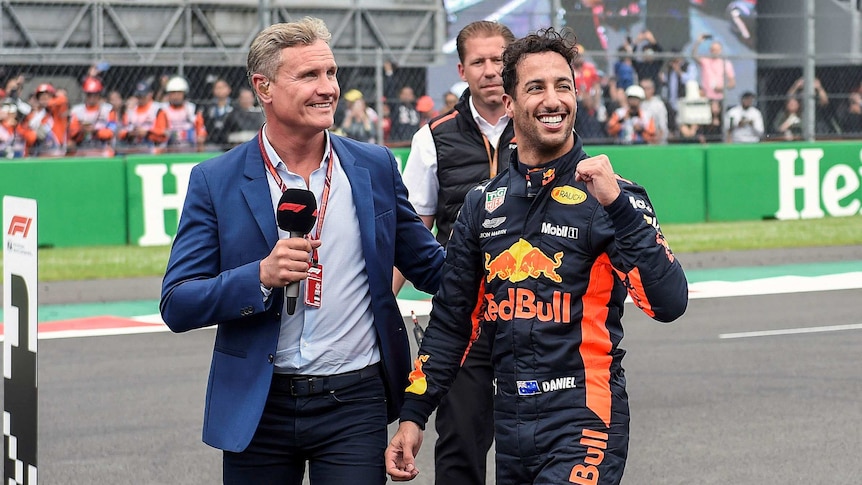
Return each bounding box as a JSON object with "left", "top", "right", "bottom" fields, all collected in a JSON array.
[{"left": 258, "top": 127, "right": 333, "bottom": 262}]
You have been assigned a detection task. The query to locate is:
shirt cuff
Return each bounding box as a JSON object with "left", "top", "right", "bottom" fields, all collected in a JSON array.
[{"left": 260, "top": 282, "right": 273, "bottom": 302}]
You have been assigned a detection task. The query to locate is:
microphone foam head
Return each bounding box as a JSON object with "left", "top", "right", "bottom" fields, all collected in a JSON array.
[{"left": 276, "top": 188, "right": 318, "bottom": 234}]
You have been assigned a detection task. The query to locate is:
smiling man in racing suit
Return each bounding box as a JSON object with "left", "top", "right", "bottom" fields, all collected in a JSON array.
[{"left": 386, "top": 27, "right": 688, "bottom": 484}]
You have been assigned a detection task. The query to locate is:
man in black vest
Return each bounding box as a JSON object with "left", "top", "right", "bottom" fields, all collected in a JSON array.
[{"left": 396, "top": 20, "right": 516, "bottom": 484}]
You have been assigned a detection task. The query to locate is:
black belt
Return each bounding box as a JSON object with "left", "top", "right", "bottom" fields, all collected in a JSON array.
[{"left": 272, "top": 363, "right": 380, "bottom": 397}]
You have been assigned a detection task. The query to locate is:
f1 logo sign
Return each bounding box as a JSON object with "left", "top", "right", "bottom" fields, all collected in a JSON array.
[
  {"left": 4, "top": 195, "right": 38, "bottom": 484},
  {"left": 277, "top": 203, "right": 307, "bottom": 213},
  {"left": 7, "top": 216, "right": 32, "bottom": 238}
]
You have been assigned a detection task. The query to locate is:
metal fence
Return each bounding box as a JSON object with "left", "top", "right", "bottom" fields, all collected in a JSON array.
[
  {"left": 556, "top": 0, "right": 862, "bottom": 145},
  {"left": 1, "top": 0, "right": 860, "bottom": 159}
]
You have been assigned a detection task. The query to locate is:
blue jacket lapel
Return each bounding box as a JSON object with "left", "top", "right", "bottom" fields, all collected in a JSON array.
[{"left": 239, "top": 136, "right": 279, "bottom": 248}]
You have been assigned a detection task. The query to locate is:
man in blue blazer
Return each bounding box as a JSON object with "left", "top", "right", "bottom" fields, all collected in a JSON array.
[{"left": 160, "top": 18, "right": 444, "bottom": 484}]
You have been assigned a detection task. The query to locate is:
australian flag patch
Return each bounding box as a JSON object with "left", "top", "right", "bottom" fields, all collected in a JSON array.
[{"left": 517, "top": 380, "right": 542, "bottom": 396}]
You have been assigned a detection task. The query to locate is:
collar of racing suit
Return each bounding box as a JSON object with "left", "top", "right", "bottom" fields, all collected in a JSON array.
[{"left": 509, "top": 133, "right": 590, "bottom": 198}]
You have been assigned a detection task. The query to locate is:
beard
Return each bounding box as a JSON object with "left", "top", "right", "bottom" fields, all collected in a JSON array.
[{"left": 513, "top": 111, "right": 575, "bottom": 165}]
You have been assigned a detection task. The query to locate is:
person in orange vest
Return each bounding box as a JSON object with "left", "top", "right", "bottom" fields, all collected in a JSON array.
[
  {"left": 0, "top": 101, "right": 26, "bottom": 158},
  {"left": 116, "top": 79, "right": 167, "bottom": 154},
  {"left": 20, "top": 83, "right": 69, "bottom": 157},
  {"left": 69, "top": 77, "right": 117, "bottom": 156},
  {"left": 157, "top": 76, "right": 206, "bottom": 152},
  {"left": 606, "top": 85, "right": 657, "bottom": 145}
]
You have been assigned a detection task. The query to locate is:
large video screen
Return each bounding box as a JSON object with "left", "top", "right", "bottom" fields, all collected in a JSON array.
[
  {"left": 440, "top": 0, "right": 757, "bottom": 98},
  {"left": 562, "top": 1, "right": 756, "bottom": 53},
  {"left": 444, "top": 1, "right": 756, "bottom": 52}
]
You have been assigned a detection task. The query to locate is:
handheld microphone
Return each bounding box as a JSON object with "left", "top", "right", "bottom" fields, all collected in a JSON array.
[{"left": 276, "top": 188, "right": 318, "bottom": 315}]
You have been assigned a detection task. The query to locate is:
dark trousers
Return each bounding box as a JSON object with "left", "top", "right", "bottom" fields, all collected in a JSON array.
[
  {"left": 495, "top": 371, "right": 630, "bottom": 484},
  {"left": 434, "top": 324, "right": 495, "bottom": 485},
  {"left": 223, "top": 364, "right": 387, "bottom": 485}
]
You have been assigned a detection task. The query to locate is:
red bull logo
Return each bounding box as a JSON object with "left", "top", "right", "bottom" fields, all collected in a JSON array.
[
  {"left": 485, "top": 239, "right": 563, "bottom": 283},
  {"left": 541, "top": 168, "right": 556, "bottom": 186},
  {"left": 484, "top": 288, "right": 572, "bottom": 323},
  {"left": 569, "top": 428, "right": 608, "bottom": 485},
  {"left": 405, "top": 355, "right": 429, "bottom": 395},
  {"left": 656, "top": 233, "right": 675, "bottom": 263}
]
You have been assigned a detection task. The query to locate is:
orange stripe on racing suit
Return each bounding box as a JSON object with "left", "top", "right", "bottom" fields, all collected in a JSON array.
[
  {"left": 581, "top": 253, "right": 615, "bottom": 427},
  {"left": 612, "top": 265, "right": 655, "bottom": 319},
  {"left": 459, "top": 279, "right": 486, "bottom": 366}
]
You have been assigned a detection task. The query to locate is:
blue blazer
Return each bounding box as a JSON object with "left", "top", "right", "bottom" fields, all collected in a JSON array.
[{"left": 160, "top": 134, "right": 444, "bottom": 452}]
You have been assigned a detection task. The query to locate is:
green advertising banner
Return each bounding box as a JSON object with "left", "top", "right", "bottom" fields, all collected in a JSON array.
[
  {"left": 125, "top": 152, "right": 219, "bottom": 247},
  {"left": 0, "top": 158, "right": 126, "bottom": 247},
  {"left": 394, "top": 143, "right": 707, "bottom": 224},
  {"left": 581, "top": 144, "right": 706, "bottom": 224},
  {"left": 391, "top": 147, "right": 411, "bottom": 172},
  {"left": 705, "top": 141, "right": 862, "bottom": 221},
  {"left": 0, "top": 141, "right": 857, "bottom": 248}
]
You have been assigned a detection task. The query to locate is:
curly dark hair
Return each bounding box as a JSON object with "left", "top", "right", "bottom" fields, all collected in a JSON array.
[{"left": 502, "top": 27, "right": 578, "bottom": 98}]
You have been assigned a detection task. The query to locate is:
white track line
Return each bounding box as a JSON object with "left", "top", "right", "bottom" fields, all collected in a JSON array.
[{"left": 720, "top": 323, "right": 862, "bottom": 340}]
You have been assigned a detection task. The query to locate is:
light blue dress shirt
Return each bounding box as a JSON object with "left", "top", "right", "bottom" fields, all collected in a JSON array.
[{"left": 261, "top": 129, "right": 380, "bottom": 375}]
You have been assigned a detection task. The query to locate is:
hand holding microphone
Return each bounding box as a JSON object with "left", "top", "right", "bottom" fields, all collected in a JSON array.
[{"left": 259, "top": 188, "right": 318, "bottom": 315}]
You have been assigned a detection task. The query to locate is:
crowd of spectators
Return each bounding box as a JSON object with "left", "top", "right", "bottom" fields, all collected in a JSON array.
[
  {"left": 0, "top": 68, "right": 265, "bottom": 159},
  {"left": 337, "top": 36, "right": 845, "bottom": 151},
  {"left": 2, "top": 41, "right": 861, "bottom": 159},
  {"left": 565, "top": 29, "right": 862, "bottom": 146}
]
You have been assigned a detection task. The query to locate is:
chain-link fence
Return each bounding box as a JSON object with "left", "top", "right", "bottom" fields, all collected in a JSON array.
[
  {"left": 1, "top": 0, "right": 860, "bottom": 158},
  {"left": 558, "top": 0, "right": 862, "bottom": 145},
  {"left": 0, "top": 0, "right": 436, "bottom": 157}
]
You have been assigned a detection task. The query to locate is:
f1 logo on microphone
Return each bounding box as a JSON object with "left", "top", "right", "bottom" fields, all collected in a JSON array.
[
  {"left": 7, "top": 215, "right": 32, "bottom": 237},
  {"left": 278, "top": 203, "right": 308, "bottom": 213}
]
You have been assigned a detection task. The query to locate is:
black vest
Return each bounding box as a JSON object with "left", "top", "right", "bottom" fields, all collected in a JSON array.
[{"left": 430, "top": 93, "right": 516, "bottom": 246}]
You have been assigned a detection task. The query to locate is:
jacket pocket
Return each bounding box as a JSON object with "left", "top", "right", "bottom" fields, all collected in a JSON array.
[
  {"left": 374, "top": 209, "right": 395, "bottom": 253},
  {"left": 214, "top": 345, "right": 247, "bottom": 359}
]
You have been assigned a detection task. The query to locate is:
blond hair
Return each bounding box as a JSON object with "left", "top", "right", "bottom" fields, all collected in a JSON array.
[
  {"left": 456, "top": 21, "right": 515, "bottom": 64},
  {"left": 247, "top": 17, "right": 332, "bottom": 82}
]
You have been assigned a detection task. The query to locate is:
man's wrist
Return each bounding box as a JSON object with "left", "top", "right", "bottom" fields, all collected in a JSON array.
[
  {"left": 399, "top": 418, "right": 425, "bottom": 431},
  {"left": 260, "top": 282, "right": 273, "bottom": 301}
]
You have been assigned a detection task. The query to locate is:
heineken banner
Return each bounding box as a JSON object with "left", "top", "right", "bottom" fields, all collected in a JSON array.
[
  {"left": 125, "top": 153, "right": 216, "bottom": 247},
  {"left": 706, "top": 141, "right": 862, "bottom": 221}
]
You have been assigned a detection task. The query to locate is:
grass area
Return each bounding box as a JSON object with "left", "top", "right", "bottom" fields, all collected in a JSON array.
[
  {"left": 661, "top": 215, "right": 862, "bottom": 253},
  {"left": 3, "top": 215, "right": 861, "bottom": 282},
  {"left": 31, "top": 245, "right": 172, "bottom": 282}
]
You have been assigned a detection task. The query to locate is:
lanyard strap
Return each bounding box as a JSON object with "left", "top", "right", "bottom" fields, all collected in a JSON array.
[
  {"left": 259, "top": 127, "right": 334, "bottom": 257},
  {"left": 480, "top": 131, "right": 498, "bottom": 178}
]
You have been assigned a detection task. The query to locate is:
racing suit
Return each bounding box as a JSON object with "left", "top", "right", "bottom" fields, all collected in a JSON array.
[
  {"left": 400, "top": 135, "right": 688, "bottom": 484},
  {"left": 403, "top": 89, "right": 516, "bottom": 484}
]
